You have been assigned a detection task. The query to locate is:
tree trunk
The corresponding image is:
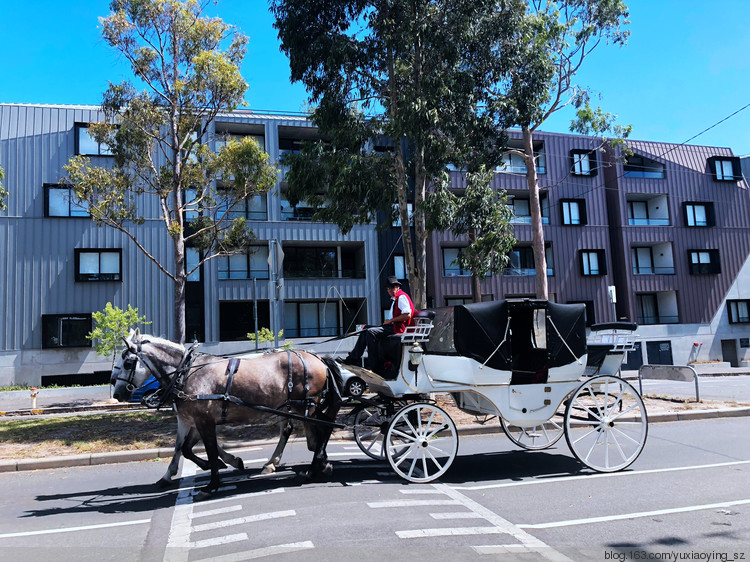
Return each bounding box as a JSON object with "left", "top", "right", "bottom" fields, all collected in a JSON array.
[
  {"left": 522, "top": 126, "right": 548, "bottom": 300},
  {"left": 470, "top": 228, "right": 482, "bottom": 302},
  {"left": 173, "top": 237, "right": 187, "bottom": 344}
]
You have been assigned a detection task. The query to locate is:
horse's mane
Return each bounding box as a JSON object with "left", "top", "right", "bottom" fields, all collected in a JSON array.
[{"left": 136, "top": 334, "right": 186, "bottom": 356}]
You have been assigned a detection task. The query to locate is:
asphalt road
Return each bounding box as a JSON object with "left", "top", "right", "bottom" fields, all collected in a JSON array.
[{"left": 1, "top": 417, "right": 748, "bottom": 561}]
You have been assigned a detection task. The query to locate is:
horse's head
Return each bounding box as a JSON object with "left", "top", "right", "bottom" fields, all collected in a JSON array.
[{"left": 110, "top": 328, "right": 185, "bottom": 402}]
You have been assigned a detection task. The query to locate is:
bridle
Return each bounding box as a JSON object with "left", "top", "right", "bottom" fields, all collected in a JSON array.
[{"left": 112, "top": 339, "right": 164, "bottom": 391}]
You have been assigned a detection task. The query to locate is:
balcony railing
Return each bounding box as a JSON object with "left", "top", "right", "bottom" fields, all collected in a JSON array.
[
  {"left": 637, "top": 315, "right": 679, "bottom": 325},
  {"left": 632, "top": 266, "right": 676, "bottom": 275},
  {"left": 628, "top": 218, "right": 670, "bottom": 226}
]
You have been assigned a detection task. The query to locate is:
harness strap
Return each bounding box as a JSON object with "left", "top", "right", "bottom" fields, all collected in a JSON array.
[{"left": 221, "top": 358, "right": 241, "bottom": 424}]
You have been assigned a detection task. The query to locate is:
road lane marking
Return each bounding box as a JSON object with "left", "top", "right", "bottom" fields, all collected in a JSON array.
[
  {"left": 187, "top": 533, "right": 247, "bottom": 548},
  {"left": 0, "top": 518, "right": 150, "bottom": 539},
  {"left": 195, "top": 541, "right": 315, "bottom": 562},
  {"left": 455, "top": 460, "right": 750, "bottom": 491},
  {"left": 368, "top": 499, "right": 460, "bottom": 508},
  {"left": 397, "top": 526, "right": 503, "bottom": 538},
  {"left": 194, "top": 488, "right": 286, "bottom": 506},
  {"left": 430, "top": 512, "right": 484, "bottom": 519},
  {"left": 189, "top": 505, "right": 242, "bottom": 519},
  {"left": 518, "top": 498, "right": 750, "bottom": 529},
  {"left": 192, "top": 510, "right": 296, "bottom": 532},
  {"left": 400, "top": 489, "right": 444, "bottom": 495},
  {"left": 432, "top": 483, "right": 574, "bottom": 562}
]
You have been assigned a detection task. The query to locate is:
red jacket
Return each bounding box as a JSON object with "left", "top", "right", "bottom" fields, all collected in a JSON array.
[{"left": 391, "top": 289, "right": 415, "bottom": 334}]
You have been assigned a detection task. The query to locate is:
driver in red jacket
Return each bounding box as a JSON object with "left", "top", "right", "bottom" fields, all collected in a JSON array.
[{"left": 344, "top": 276, "right": 414, "bottom": 369}]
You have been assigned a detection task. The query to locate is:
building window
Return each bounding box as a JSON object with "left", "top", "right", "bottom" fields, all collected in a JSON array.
[
  {"left": 505, "top": 247, "right": 535, "bottom": 276},
  {"left": 442, "top": 247, "right": 469, "bottom": 277},
  {"left": 394, "top": 255, "right": 407, "bottom": 280},
  {"left": 186, "top": 247, "right": 201, "bottom": 282},
  {"left": 636, "top": 293, "right": 679, "bottom": 325},
  {"left": 688, "top": 250, "right": 721, "bottom": 275},
  {"left": 568, "top": 300, "right": 595, "bottom": 326},
  {"left": 75, "top": 123, "right": 113, "bottom": 156},
  {"left": 708, "top": 156, "right": 740, "bottom": 181},
  {"left": 509, "top": 195, "right": 549, "bottom": 224},
  {"left": 74, "top": 249, "right": 121, "bottom": 282},
  {"left": 728, "top": 300, "right": 750, "bottom": 324},
  {"left": 580, "top": 250, "right": 606, "bottom": 276},
  {"left": 284, "top": 301, "right": 339, "bottom": 337},
  {"left": 45, "top": 184, "right": 90, "bottom": 217},
  {"left": 570, "top": 149, "right": 597, "bottom": 177},
  {"left": 627, "top": 197, "right": 669, "bottom": 226},
  {"left": 445, "top": 295, "right": 493, "bottom": 306},
  {"left": 217, "top": 247, "right": 270, "bottom": 280},
  {"left": 683, "top": 202, "right": 715, "bottom": 227},
  {"left": 392, "top": 203, "right": 414, "bottom": 227},
  {"left": 218, "top": 192, "right": 268, "bottom": 221},
  {"left": 561, "top": 199, "right": 587, "bottom": 225},
  {"left": 623, "top": 154, "right": 665, "bottom": 179},
  {"left": 42, "top": 314, "right": 92, "bottom": 348},
  {"left": 283, "top": 246, "right": 364, "bottom": 279}
]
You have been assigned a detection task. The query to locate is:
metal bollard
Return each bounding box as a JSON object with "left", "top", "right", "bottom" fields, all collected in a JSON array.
[{"left": 30, "top": 387, "right": 39, "bottom": 409}]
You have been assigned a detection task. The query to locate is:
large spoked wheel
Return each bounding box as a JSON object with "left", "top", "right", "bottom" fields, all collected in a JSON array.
[
  {"left": 385, "top": 402, "right": 458, "bottom": 483},
  {"left": 564, "top": 375, "right": 648, "bottom": 472},
  {"left": 501, "top": 401, "right": 566, "bottom": 451},
  {"left": 353, "top": 404, "right": 389, "bottom": 460}
]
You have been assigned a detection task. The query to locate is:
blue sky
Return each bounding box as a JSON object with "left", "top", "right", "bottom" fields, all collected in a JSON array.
[{"left": 2, "top": 0, "right": 749, "bottom": 154}]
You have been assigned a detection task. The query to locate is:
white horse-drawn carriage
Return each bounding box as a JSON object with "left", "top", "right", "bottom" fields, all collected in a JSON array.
[
  {"left": 343, "top": 299, "right": 648, "bottom": 483},
  {"left": 111, "top": 299, "right": 646, "bottom": 495}
]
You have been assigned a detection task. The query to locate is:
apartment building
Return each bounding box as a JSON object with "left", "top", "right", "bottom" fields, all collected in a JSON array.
[
  {"left": 427, "top": 131, "right": 750, "bottom": 367},
  {"left": 0, "top": 104, "right": 377, "bottom": 386}
]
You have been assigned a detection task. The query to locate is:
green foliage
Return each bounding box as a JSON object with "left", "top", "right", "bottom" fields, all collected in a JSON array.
[
  {"left": 271, "top": 0, "right": 515, "bottom": 307},
  {"left": 0, "top": 166, "right": 7, "bottom": 211},
  {"left": 425, "top": 167, "right": 515, "bottom": 288},
  {"left": 62, "top": 0, "right": 277, "bottom": 342},
  {"left": 88, "top": 302, "right": 151, "bottom": 358},
  {"left": 247, "top": 328, "right": 292, "bottom": 349}
]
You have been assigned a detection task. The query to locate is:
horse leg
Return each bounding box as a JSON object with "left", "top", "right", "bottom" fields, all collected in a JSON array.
[
  {"left": 261, "top": 419, "right": 294, "bottom": 474},
  {"left": 156, "top": 418, "right": 197, "bottom": 488},
  {"left": 193, "top": 418, "right": 223, "bottom": 499},
  {"left": 217, "top": 443, "right": 244, "bottom": 472}
]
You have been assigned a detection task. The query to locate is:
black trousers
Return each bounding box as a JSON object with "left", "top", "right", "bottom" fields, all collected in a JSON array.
[{"left": 348, "top": 324, "right": 395, "bottom": 368}]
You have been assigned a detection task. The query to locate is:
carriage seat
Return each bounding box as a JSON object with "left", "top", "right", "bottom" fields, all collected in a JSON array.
[
  {"left": 510, "top": 348, "right": 549, "bottom": 385},
  {"left": 414, "top": 310, "right": 436, "bottom": 321}
]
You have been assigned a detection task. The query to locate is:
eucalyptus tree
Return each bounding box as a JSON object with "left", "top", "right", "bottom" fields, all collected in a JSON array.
[
  {"left": 494, "top": 0, "right": 631, "bottom": 299},
  {"left": 271, "top": 0, "right": 515, "bottom": 309},
  {"left": 0, "top": 166, "right": 6, "bottom": 211},
  {"left": 424, "top": 167, "right": 516, "bottom": 302},
  {"left": 64, "top": 0, "right": 277, "bottom": 343}
]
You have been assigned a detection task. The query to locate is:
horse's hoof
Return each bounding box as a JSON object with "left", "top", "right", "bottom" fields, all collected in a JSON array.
[
  {"left": 260, "top": 464, "right": 276, "bottom": 475},
  {"left": 155, "top": 477, "right": 176, "bottom": 489},
  {"left": 235, "top": 459, "right": 245, "bottom": 471},
  {"left": 321, "top": 462, "right": 333, "bottom": 477}
]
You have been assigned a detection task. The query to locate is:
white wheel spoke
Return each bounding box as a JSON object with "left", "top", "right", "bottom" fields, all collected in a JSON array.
[
  {"left": 407, "top": 455, "right": 418, "bottom": 477},
  {"left": 425, "top": 422, "right": 449, "bottom": 440},
  {"left": 390, "top": 427, "right": 418, "bottom": 442},
  {"left": 571, "top": 399, "right": 603, "bottom": 422},
  {"left": 586, "top": 387, "right": 605, "bottom": 418},
  {"left": 608, "top": 430, "right": 629, "bottom": 463},
  {"left": 584, "top": 427, "right": 605, "bottom": 463},
  {"left": 612, "top": 425, "right": 644, "bottom": 446},
  {"left": 611, "top": 403, "right": 639, "bottom": 421},
  {"left": 572, "top": 425, "right": 601, "bottom": 445}
]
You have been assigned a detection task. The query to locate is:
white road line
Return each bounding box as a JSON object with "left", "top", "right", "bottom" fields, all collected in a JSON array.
[
  {"left": 189, "top": 505, "right": 242, "bottom": 519},
  {"left": 455, "top": 460, "right": 750, "bottom": 491},
  {"left": 430, "top": 512, "right": 484, "bottom": 520},
  {"left": 518, "top": 498, "right": 750, "bottom": 529},
  {"left": 432, "top": 483, "right": 574, "bottom": 562},
  {"left": 397, "top": 527, "right": 503, "bottom": 538},
  {"left": 369, "top": 499, "right": 460, "bottom": 508},
  {"left": 0, "top": 518, "right": 151, "bottom": 539},
  {"left": 188, "top": 533, "right": 248, "bottom": 548},
  {"left": 327, "top": 451, "right": 367, "bottom": 458},
  {"left": 473, "top": 545, "right": 563, "bottom": 555},
  {"left": 400, "top": 489, "right": 445, "bottom": 495},
  {"left": 195, "top": 541, "right": 315, "bottom": 562},
  {"left": 165, "top": 463, "right": 198, "bottom": 562},
  {"left": 192, "top": 510, "right": 296, "bottom": 532}
]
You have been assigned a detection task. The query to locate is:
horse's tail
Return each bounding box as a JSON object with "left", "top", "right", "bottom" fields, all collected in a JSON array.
[{"left": 320, "top": 356, "right": 344, "bottom": 409}]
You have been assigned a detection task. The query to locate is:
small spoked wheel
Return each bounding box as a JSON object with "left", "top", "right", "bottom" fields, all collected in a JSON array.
[
  {"left": 353, "top": 404, "right": 389, "bottom": 460},
  {"left": 501, "top": 411, "right": 565, "bottom": 451},
  {"left": 385, "top": 402, "right": 458, "bottom": 483},
  {"left": 564, "top": 375, "right": 648, "bottom": 472}
]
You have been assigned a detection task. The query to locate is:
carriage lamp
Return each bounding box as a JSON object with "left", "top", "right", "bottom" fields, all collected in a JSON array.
[{"left": 408, "top": 342, "right": 424, "bottom": 372}]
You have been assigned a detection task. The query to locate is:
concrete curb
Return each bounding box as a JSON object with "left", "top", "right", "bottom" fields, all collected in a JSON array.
[
  {"left": 1, "top": 407, "right": 749, "bottom": 473},
  {"left": 0, "top": 403, "right": 142, "bottom": 417}
]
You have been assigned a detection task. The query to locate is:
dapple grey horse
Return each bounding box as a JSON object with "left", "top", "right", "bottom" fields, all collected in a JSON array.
[{"left": 111, "top": 330, "right": 342, "bottom": 497}]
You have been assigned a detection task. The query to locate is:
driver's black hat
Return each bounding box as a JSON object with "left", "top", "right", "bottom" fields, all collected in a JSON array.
[{"left": 385, "top": 276, "right": 401, "bottom": 288}]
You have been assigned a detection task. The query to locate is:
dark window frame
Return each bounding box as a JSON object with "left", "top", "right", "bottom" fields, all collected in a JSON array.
[
  {"left": 728, "top": 300, "right": 750, "bottom": 324},
  {"left": 579, "top": 249, "right": 607, "bottom": 276},
  {"left": 42, "top": 313, "right": 92, "bottom": 348},
  {"left": 569, "top": 149, "right": 598, "bottom": 177},
  {"left": 560, "top": 199, "right": 587, "bottom": 226},
  {"left": 74, "top": 123, "right": 114, "bottom": 156},
  {"left": 687, "top": 249, "right": 721, "bottom": 275},
  {"left": 283, "top": 300, "right": 341, "bottom": 338},
  {"left": 44, "top": 183, "right": 90, "bottom": 218},
  {"left": 623, "top": 154, "right": 665, "bottom": 179},
  {"left": 683, "top": 201, "right": 715, "bottom": 227},
  {"left": 707, "top": 156, "right": 741, "bottom": 182},
  {"left": 74, "top": 249, "right": 122, "bottom": 282}
]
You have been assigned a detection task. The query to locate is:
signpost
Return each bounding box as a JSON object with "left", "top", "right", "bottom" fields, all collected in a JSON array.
[{"left": 268, "top": 239, "right": 284, "bottom": 348}]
